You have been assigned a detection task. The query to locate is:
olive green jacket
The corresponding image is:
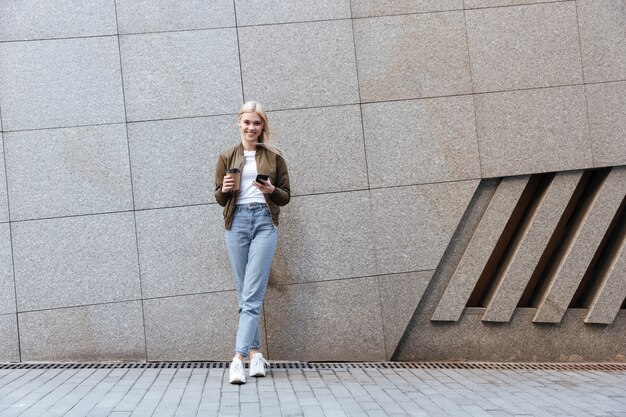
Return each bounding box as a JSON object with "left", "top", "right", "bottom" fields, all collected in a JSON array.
[{"left": 214, "top": 143, "right": 291, "bottom": 230}]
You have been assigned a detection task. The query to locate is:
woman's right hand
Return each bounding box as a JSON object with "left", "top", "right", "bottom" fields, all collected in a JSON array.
[{"left": 222, "top": 175, "right": 235, "bottom": 193}]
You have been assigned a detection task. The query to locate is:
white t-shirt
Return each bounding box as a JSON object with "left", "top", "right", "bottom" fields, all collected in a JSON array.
[{"left": 236, "top": 150, "right": 266, "bottom": 205}]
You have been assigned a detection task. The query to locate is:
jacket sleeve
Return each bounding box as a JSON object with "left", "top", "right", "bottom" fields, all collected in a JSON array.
[
  {"left": 214, "top": 153, "right": 231, "bottom": 207},
  {"left": 269, "top": 154, "right": 291, "bottom": 206}
]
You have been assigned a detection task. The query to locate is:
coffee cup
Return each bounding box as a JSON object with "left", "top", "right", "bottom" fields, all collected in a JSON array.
[{"left": 225, "top": 168, "right": 241, "bottom": 191}]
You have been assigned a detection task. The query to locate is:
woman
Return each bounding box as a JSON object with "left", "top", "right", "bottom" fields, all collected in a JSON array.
[{"left": 214, "top": 101, "right": 290, "bottom": 384}]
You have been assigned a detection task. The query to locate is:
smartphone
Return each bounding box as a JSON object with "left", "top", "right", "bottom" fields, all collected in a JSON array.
[{"left": 255, "top": 174, "right": 269, "bottom": 184}]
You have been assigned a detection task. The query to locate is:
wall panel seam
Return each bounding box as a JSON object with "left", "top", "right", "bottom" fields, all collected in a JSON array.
[
  {"left": 0, "top": 34, "right": 119, "bottom": 45},
  {"left": 573, "top": 0, "right": 598, "bottom": 167},
  {"left": 464, "top": 0, "right": 574, "bottom": 12},
  {"left": 233, "top": 0, "right": 246, "bottom": 103},
  {"left": 461, "top": 6, "right": 485, "bottom": 179},
  {"left": 113, "top": 0, "right": 147, "bottom": 362},
  {"left": 348, "top": 3, "right": 371, "bottom": 189},
  {"left": 3, "top": 79, "right": 619, "bottom": 134},
  {"left": 2, "top": 128, "right": 21, "bottom": 361}
]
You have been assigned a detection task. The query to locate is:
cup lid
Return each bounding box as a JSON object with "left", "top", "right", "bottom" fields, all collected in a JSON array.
[{"left": 225, "top": 168, "right": 240, "bottom": 173}]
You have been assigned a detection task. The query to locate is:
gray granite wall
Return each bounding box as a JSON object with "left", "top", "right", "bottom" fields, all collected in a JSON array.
[{"left": 0, "top": 0, "right": 624, "bottom": 362}]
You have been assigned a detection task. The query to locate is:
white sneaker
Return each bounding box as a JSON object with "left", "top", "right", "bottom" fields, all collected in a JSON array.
[
  {"left": 229, "top": 357, "right": 246, "bottom": 384},
  {"left": 249, "top": 352, "right": 269, "bottom": 377}
]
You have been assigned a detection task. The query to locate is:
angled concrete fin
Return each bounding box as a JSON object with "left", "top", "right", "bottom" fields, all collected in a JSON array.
[
  {"left": 482, "top": 171, "right": 583, "bottom": 322},
  {"left": 534, "top": 167, "right": 626, "bottom": 323},
  {"left": 584, "top": 210, "right": 626, "bottom": 324},
  {"left": 431, "top": 176, "right": 530, "bottom": 322}
]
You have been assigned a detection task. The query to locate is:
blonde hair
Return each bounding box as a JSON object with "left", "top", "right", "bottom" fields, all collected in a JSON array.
[
  {"left": 237, "top": 101, "right": 285, "bottom": 158},
  {"left": 238, "top": 101, "right": 270, "bottom": 144}
]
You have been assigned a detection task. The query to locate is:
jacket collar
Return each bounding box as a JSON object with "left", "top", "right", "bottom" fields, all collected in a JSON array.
[{"left": 236, "top": 142, "right": 270, "bottom": 156}]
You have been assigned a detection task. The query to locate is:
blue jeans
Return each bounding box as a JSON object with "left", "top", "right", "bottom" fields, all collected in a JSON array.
[{"left": 225, "top": 202, "right": 278, "bottom": 357}]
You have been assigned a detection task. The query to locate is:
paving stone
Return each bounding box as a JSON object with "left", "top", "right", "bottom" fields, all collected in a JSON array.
[
  {"left": 301, "top": 406, "right": 326, "bottom": 417},
  {"left": 0, "top": 365, "right": 624, "bottom": 417}
]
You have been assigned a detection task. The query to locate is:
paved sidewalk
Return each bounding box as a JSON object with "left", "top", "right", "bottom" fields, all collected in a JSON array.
[{"left": 0, "top": 363, "right": 625, "bottom": 417}]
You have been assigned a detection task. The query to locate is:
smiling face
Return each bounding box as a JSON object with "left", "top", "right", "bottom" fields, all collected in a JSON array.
[{"left": 238, "top": 112, "right": 264, "bottom": 150}]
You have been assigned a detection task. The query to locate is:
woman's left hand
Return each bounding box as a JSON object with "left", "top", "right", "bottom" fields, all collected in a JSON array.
[{"left": 253, "top": 178, "right": 276, "bottom": 194}]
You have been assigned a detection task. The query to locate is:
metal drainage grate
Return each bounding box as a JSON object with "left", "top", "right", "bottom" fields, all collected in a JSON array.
[
  {"left": 308, "top": 362, "right": 626, "bottom": 372},
  {"left": 1, "top": 362, "right": 625, "bottom": 372}
]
